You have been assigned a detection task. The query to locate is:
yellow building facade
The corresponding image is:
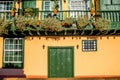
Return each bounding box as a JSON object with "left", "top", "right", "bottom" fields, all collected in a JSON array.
[
  {"left": 1, "top": 36, "right": 120, "bottom": 78},
  {"left": 0, "top": 0, "right": 120, "bottom": 80}
]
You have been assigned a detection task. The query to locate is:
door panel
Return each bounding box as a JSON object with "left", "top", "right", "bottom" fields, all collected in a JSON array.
[{"left": 48, "top": 47, "right": 74, "bottom": 78}]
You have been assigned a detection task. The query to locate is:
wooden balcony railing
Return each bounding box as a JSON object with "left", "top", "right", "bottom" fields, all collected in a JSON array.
[
  {"left": 0, "top": 10, "right": 120, "bottom": 21},
  {"left": 0, "top": 10, "right": 120, "bottom": 36}
]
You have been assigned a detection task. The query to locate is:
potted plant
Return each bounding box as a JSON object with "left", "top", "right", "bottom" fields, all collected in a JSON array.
[
  {"left": 77, "top": 16, "right": 89, "bottom": 29},
  {"left": 11, "top": 6, "right": 16, "bottom": 17},
  {"left": 40, "top": 18, "right": 62, "bottom": 32},
  {"left": 63, "top": 17, "right": 76, "bottom": 27},
  {"left": 14, "top": 16, "right": 27, "bottom": 32},
  {"left": 14, "top": 15, "right": 40, "bottom": 35},
  {"left": 93, "top": 18, "right": 110, "bottom": 31},
  {"left": 0, "top": 18, "right": 11, "bottom": 35}
]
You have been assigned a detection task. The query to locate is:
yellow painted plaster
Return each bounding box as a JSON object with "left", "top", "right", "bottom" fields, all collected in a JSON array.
[
  {"left": 23, "top": 36, "right": 120, "bottom": 77},
  {"left": 0, "top": 37, "right": 3, "bottom": 68}
]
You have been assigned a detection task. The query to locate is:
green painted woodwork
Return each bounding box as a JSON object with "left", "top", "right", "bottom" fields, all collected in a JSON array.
[
  {"left": 100, "top": 0, "right": 120, "bottom": 10},
  {"left": 99, "top": 0, "right": 120, "bottom": 29},
  {"left": 22, "top": 0, "right": 36, "bottom": 8},
  {"left": 48, "top": 47, "right": 74, "bottom": 78}
]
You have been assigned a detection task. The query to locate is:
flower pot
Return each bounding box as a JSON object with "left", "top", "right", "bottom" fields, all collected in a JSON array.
[
  {"left": 11, "top": 10, "right": 15, "bottom": 17},
  {"left": 36, "top": 20, "right": 40, "bottom": 26},
  {"left": 90, "top": 8, "right": 94, "bottom": 16},
  {"left": 53, "top": 9, "right": 58, "bottom": 15}
]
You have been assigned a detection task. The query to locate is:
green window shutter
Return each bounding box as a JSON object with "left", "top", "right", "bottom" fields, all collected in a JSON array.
[{"left": 22, "top": 0, "right": 36, "bottom": 8}]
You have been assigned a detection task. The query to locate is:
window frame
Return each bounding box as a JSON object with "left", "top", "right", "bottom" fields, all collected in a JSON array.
[
  {"left": 82, "top": 40, "right": 97, "bottom": 52},
  {"left": 68, "top": 0, "right": 90, "bottom": 18},
  {"left": 42, "top": 0, "right": 62, "bottom": 20},
  {"left": 0, "top": 1, "right": 14, "bottom": 19},
  {"left": 3, "top": 38, "right": 24, "bottom": 69}
]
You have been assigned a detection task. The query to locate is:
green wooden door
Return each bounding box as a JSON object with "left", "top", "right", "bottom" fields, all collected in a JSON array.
[{"left": 48, "top": 47, "right": 74, "bottom": 78}]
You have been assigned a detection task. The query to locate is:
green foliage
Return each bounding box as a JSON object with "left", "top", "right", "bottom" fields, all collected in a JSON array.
[
  {"left": 41, "top": 18, "right": 62, "bottom": 32},
  {"left": 64, "top": 17, "right": 75, "bottom": 27},
  {"left": 0, "top": 18, "right": 11, "bottom": 34},
  {"left": 14, "top": 16, "right": 37, "bottom": 31},
  {"left": 77, "top": 15, "right": 89, "bottom": 29},
  {"left": 94, "top": 18, "right": 110, "bottom": 31},
  {"left": 24, "top": 8, "right": 34, "bottom": 16},
  {"left": 14, "top": 16, "right": 27, "bottom": 31}
]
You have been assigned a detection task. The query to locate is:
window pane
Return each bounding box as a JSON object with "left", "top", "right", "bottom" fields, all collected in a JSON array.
[
  {"left": 5, "top": 39, "right": 9, "bottom": 44},
  {"left": 14, "top": 44, "right": 19, "bottom": 49},
  {"left": 10, "top": 45, "right": 13, "bottom": 49},
  {"left": 19, "top": 51, "right": 22, "bottom": 56},
  {"left": 5, "top": 45, "right": 9, "bottom": 49},
  {"left": 5, "top": 57, "right": 8, "bottom": 61},
  {"left": 18, "top": 57, "right": 22, "bottom": 61},
  {"left": 9, "top": 57, "right": 13, "bottom": 61},
  {"left": 14, "top": 39, "right": 18, "bottom": 44},
  {"left": 19, "top": 39, "right": 23, "bottom": 44},
  {"left": 14, "top": 57, "right": 17, "bottom": 61},
  {"left": 10, "top": 39, "right": 13, "bottom": 43}
]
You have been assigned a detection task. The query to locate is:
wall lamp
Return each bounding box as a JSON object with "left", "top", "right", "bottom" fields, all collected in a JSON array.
[
  {"left": 63, "top": 0, "right": 66, "bottom": 3},
  {"left": 76, "top": 45, "right": 79, "bottom": 49},
  {"left": 43, "top": 45, "right": 45, "bottom": 49}
]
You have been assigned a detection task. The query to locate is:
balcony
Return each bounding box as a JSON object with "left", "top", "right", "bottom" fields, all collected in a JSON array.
[{"left": 0, "top": 10, "right": 120, "bottom": 36}]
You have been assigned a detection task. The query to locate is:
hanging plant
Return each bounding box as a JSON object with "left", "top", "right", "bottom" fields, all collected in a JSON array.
[
  {"left": 14, "top": 15, "right": 37, "bottom": 32},
  {"left": 94, "top": 18, "right": 110, "bottom": 31},
  {"left": 77, "top": 15, "right": 89, "bottom": 29},
  {"left": 63, "top": 17, "right": 76, "bottom": 27},
  {"left": 0, "top": 18, "right": 11, "bottom": 34},
  {"left": 14, "top": 16, "right": 27, "bottom": 31},
  {"left": 40, "top": 18, "right": 62, "bottom": 32}
]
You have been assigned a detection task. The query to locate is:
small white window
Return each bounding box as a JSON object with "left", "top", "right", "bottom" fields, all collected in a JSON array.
[{"left": 82, "top": 40, "right": 97, "bottom": 51}]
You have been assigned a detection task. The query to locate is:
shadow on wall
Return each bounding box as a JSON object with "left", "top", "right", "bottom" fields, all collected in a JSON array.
[{"left": 3, "top": 78, "right": 47, "bottom": 80}]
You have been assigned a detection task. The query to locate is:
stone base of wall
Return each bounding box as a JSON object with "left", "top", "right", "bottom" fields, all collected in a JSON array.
[{"left": 1, "top": 78, "right": 120, "bottom": 80}]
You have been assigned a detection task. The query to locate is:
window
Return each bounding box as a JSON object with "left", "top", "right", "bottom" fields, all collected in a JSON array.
[
  {"left": 42, "top": 0, "right": 62, "bottom": 20},
  {"left": 0, "top": 1, "right": 14, "bottom": 19},
  {"left": 44, "top": 1, "right": 51, "bottom": 11},
  {"left": 69, "top": 0, "right": 90, "bottom": 18},
  {"left": 82, "top": 40, "right": 97, "bottom": 51},
  {"left": 3, "top": 38, "right": 24, "bottom": 69}
]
